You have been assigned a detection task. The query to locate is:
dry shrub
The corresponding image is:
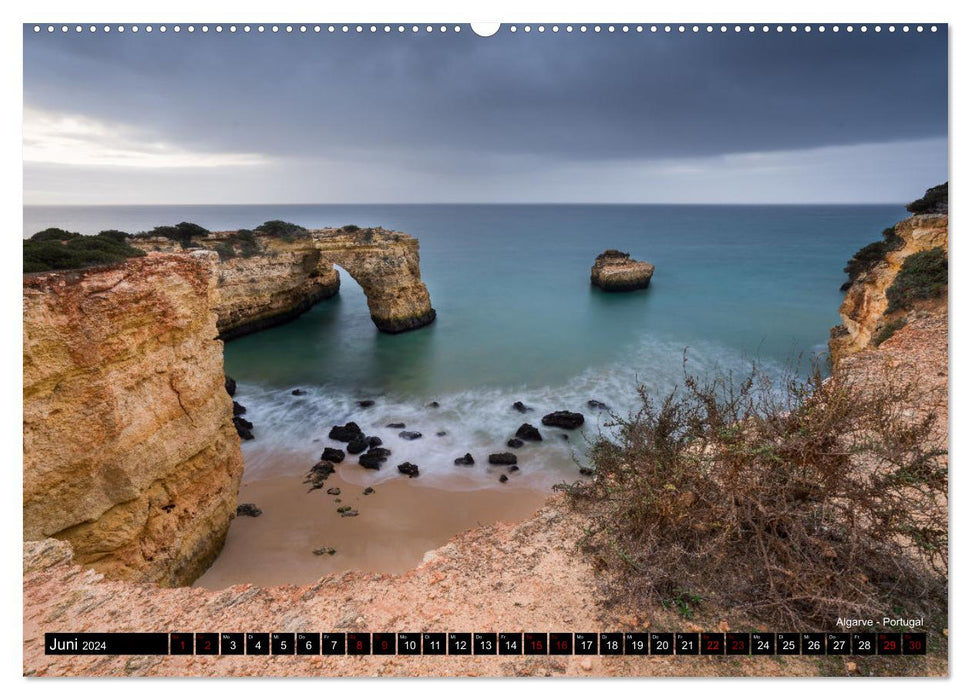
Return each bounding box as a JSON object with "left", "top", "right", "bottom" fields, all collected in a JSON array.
[{"left": 566, "top": 358, "right": 947, "bottom": 629}]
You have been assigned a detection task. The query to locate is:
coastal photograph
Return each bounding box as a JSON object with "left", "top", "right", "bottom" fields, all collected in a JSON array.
[{"left": 22, "top": 22, "right": 948, "bottom": 677}]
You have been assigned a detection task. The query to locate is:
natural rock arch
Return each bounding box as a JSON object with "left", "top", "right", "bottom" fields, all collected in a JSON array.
[{"left": 313, "top": 228, "right": 436, "bottom": 333}]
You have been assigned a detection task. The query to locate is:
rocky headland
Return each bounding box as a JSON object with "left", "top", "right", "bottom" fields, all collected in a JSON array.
[
  {"left": 23, "top": 253, "right": 244, "bottom": 586},
  {"left": 590, "top": 249, "right": 654, "bottom": 292},
  {"left": 830, "top": 185, "right": 948, "bottom": 366},
  {"left": 131, "top": 225, "right": 435, "bottom": 337}
]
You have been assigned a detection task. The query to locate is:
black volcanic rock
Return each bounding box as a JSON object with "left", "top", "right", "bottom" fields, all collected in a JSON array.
[
  {"left": 427, "top": 401, "right": 440, "bottom": 408},
  {"left": 291, "top": 388, "right": 307, "bottom": 396},
  {"left": 367, "top": 436, "right": 383, "bottom": 448},
  {"left": 499, "top": 474, "right": 509, "bottom": 483},
  {"left": 506, "top": 438, "right": 524, "bottom": 449},
  {"left": 579, "top": 467, "right": 594, "bottom": 476},
  {"left": 347, "top": 438, "right": 369, "bottom": 455},
  {"left": 542, "top": 411, "right": 584, "bottom": 430},
  {"left": 357, "top": 399, "right": 375, "bottom": 408},
  {"left": 399, "top": 430, "right": 423, "bottom": 441},
  {"left": 363, "top": 487, "right": 375, "bottom": 495},
  {"left": 321, "top": 447, "right": 345, "bottom": 463},
  {"left": 328, "top": 422, "right": 364, "bottom": 442},
  {"left": 489, "top": 452, "right": 518, "bottom": 466},
  {"left": 397, "top": 462, "right": 420, "bottom": 478},
  {"left": 236, "top": 503, "right": 262, "bottom": 517},
  {"left": 386, "top": 422, "right": 406, "bottom": 429},
  {"left": 233, "top": 415, "right": 254, "bottom": 440},
  {"left": 515, "top": 423, "right": 543, "bottom": 442},
  {"left": 587, "top": 400, "right": 609, "bottom": 411},
  {"left": 232, "top": 401, "right": 247, "bottom": 416},
  {"left": 512, "top": 401, "right": 531, "bottom": 414},
  {"left": 225, "top": 376, "right": 237, "bottom": 397},
  {"left": 359, "top": 453, "right": 384, "bottom": 469},
  {"left": 454, "top": 453, "right": 475, "bottom": 466}
]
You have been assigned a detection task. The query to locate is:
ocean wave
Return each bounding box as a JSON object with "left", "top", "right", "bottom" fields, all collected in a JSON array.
[{"left": 233, "top": 332, "right": 787, "bottom": 491}]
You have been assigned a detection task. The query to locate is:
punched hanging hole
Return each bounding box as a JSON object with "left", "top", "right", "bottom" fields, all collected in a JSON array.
[{"left": 471, "top": 23, "right": 501, "bottom": 37}]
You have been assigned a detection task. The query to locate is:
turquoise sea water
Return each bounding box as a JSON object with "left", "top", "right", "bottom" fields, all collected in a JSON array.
[{"left": 24, "top": 204, "right": 902, "bottom": 489}]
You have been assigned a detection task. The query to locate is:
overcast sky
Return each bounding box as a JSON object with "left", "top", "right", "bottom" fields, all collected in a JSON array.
[{"left": 23, "top": 26, "right": 947, "bottom": 205}]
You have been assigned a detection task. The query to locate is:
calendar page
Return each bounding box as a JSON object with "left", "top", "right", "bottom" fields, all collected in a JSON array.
[{"left": 21, "top": 14, "right": 949, "bottom": 680}]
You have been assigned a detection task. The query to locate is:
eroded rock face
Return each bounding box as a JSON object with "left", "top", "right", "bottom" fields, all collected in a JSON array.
[
  {"left": 829, "top": 213, "right": 948, "bottom": 365},
  {"left": 590, "top": 249, "right": 655, "bottom": 291},
  {"left": 132, "top": 226, "right": 435, "bottom": 337},
  {"left": 23, "top": 253, "right": 244, "bottom": 586}
]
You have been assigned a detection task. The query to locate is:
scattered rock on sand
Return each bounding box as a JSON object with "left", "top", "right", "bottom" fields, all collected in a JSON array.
[
  {"left": 313, "top": 546, "right": 337, "bottom": 556},
  {"left": 347, "top": 438, "right": 369, "bottom": 455},
  {"left": 499, "top": 474, "right": 509, "bottom": 483},
  {"left": 326, "top": 487, "right": 341, "bottom": 496},
  {"left": 542, "top": 411, "right": 584, "bottom": 430},
  {"left": 489, "top": 452, "right": 518, "bottom": 465},
  {"left": 509, "top": 465, "right": 520, "bottom": 473},
  {"left": 359, "top": 448, "right": 391, "bottom": 469},
  {"left": 233, "top": 415, "right": 254, "bottom": 440},
  {"left": 515, "top": 423, "right": 543, "bottom": 441},
  {"left": 304, "top": 461, "right": 336, "bottom": 490},
  {"left": 363, "top": 487, "right": 375, "bottom": 495},
  {"left": 397, "top": 462, "right": 420, "bottom": 478},
  {"left": 340, "top": 509, "right": 359, "bottom": 518},
  {"left": 399, "top": 430, "right": 423, "bottom": 440},
  {"left": 506, "top": 438, "right": 524, "bottom": 449},
  {"left": 454, "top": 453, "right": 475, "bottom": 466},
  {"left": 328, "top": 422, "right": 364, "bottom": 442},
  {"left": 321, "top": 447, "right": 345, "bottom": 463},
  {"left": 236, "top": 503, "right": 262, "bottom": 517}
]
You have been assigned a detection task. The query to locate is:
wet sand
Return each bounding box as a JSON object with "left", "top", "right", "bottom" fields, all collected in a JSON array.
[{"left": 195, "top": 471, "right": 551, "bottom": 589}]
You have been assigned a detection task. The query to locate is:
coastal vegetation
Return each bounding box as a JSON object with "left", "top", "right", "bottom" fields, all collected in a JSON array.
[
  {"left": 840, "top": 227, "right": 904, "bottom": 290},
  {"left": 564, "top": 361, "right": 946, "bottom": 630},
  {"left": 906, "top": 183, "right": 948, "bottom": 215},
  {"left": 23, "top": 228, "right": 146, "bottom": 273},
  {"left": 885, "top": 247, "right": 948, "bottom": 313}
]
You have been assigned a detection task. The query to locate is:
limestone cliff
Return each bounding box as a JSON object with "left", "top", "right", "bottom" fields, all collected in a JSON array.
[
  {"left": 829, "top": 212, "right": 948, "bottom": 365},
  {"left": 132, "top": 226, "right": 435, "bottom": 337},
  {"left": 23, "top": 253, "right": 244, "bottom": 586}
]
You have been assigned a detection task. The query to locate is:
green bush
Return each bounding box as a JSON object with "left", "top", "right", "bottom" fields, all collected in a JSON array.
[
  {"left": 140, "top": 221, "right": 211, "bottom": 248},
  {"left": 234, "top": 229, "right": 256, "bottom": 243},
  {"left": 24, "top": 235, "right": 146, "bottom": 273},
  {"left": 841, "top": 227, "right": 905, "bottom": 290},
  {"left": 885, "top": 248, "right": 948, "bottom": 313},
  {"left": 907, "top": 183, "right": 948, "bottom": 215},
  {"left": 873, "top": 318, "right": 907, "bottom": 347},
  {"left": 96, "top": 229, "right": 130, "bottom": 243},
  {"left": 254, "top": 220, "right": 307, "bottom": 237},
  {"left": 214, "top": 242, "right": 237, "bottom": 261},
  {"left": 30, "top": 228, "right": 81, "bottom": 242},
  {"left": 341, "top": 224, "right": 360, "bottom": 233}
]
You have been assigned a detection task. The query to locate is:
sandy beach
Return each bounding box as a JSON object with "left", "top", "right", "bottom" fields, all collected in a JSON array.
[{"left": 195, "top": 469, "right": 551, "bottom": 589}]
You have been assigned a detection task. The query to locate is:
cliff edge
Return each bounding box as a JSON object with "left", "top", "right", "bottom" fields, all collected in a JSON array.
[
  {"left": 829, "top": 184, "right": 948, "bottom": 365},
  {"left": 23, "top": 253, "right": 244, "bottom": 586}
]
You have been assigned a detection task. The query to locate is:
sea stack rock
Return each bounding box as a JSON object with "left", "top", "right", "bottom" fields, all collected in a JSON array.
[{"left": 590, "top": 249, "right": 655, "bottom": 292}]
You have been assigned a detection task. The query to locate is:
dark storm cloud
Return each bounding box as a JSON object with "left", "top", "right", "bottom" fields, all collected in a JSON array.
[{"left": 23, "top": 26, "right": 947, "bottom": 163}]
